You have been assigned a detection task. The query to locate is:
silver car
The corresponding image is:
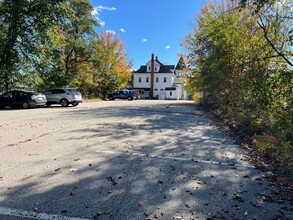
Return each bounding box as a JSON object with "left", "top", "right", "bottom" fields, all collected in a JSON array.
[{"left": 43, "top": 88, "right": 82, "bottom": 107}]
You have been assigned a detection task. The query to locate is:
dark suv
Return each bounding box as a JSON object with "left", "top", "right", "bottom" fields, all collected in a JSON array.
[
  {"left": 0, "top": 90, "right": 47, "bottom": 109},
  {"left": 43, "top": 88, "right": 82, "bottom": 107}
]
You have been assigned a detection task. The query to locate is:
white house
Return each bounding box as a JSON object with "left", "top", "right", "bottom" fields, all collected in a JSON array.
[{"left": 133, "top": 54, "right": 189, "bottom": 100}]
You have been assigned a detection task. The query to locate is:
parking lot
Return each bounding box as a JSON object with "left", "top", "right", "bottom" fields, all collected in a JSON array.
[{"left": 0, "top": 100, "right": 292, "bottom": 219}]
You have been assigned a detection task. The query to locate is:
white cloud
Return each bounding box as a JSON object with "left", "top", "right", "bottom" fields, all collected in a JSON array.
[
  {"left": 100, "top": 21, "right": 106, "bottom": 27},
  {"left": 92, "top": 5, "right": 117, "bottom": 27},
  {"left": 106, "top": 30, "right": 116, "bottom": 35},
  {"left": 165, "top": 45, "right": 170, "bottom": 49},
  {"left": 141, "top": 39, "right": 148, "bottom": 43},
  {"left": 120, "top": 28, "right": 126, "bottom": 33}
]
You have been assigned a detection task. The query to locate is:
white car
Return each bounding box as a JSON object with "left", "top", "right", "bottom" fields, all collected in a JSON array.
[{"left": 43, "top": 88, "right": 82, "bottom": 107}]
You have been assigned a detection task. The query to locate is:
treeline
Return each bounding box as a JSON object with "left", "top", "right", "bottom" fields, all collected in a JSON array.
[
  {"left": 0, "top": 0, "right": 131, "bottom": 98},
  {"left": 183, "top": 0, "right": 292, "bottom": 178}
]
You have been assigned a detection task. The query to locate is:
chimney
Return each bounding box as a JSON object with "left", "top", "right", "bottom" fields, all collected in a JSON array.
[{"left": 150, "top": 53, "right": 155, "bottom": 99}]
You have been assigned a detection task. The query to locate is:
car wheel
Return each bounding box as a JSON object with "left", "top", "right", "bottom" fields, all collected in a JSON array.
[
  {"left": 127, "top": 96, "right": 133, "bottom": 101},
  {"left": 60, "top": 99, "right": 69, "bottom": 107},
  {"left": 72, "top": 102, "right": 79, "bottom": 107},
  {"left": 22, "top": 102, "right": 30, "bottom": 109},
  {"left": 109, "top": 96, "right": 114, "bottom": 100},
  {"left": 46, "top": 103, "right": 51, "bottom": 106}
]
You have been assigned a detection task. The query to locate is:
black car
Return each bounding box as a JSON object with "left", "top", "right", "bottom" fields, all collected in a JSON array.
[{"left": 0, "top": 90, "right": 47, "bottom": 109}]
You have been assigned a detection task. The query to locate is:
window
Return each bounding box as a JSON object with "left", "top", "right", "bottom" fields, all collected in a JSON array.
[
  {"left": 52, "top": 89, "right": 65, "bottom": 94},
  {"left": 44, "top": 90, "right": 52, "bottom": 95},
  {"left": 160, "top": 89, "right": 164, "bottom": 91},
  {"left": 3, "top": 92, "right": 12, "bottom": 98},
  {"left": 139, "top": 77, "right": 141, "bottom": 83},
  {"left": 170, "top": 91, "right": 173, "bottom": 96},
  {"left": 148, "top": 66, "right": 151, "bottom": 72},
  {"left": 164, "top": 77, "right": 167, "bottom": 83},
  {"left": 156, "top": 77, "right": 159, "bottom": 83},
  {"left": 146, "top": 77, "right": 149, "bottom": 83},
  {"left": 155, "top": 89, "right": 158, "bottom": 91}
]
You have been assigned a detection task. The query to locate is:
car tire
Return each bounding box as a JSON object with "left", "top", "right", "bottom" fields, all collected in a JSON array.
[
  {"left": 22, "top": 102, "right": 30, "bottom": 109},
  {"left": 127, "top": 96, "right": 133, "bottom": 101},
  {"left": 60, "top": 99, "right": 69, "bottom": 107},
  {"left": 46, "top": 103, "right": 51, "bottom": 106},
  {"left": 109, "top": 96, "right": 114, "bottom": 100},
  {"left": 72, "top": 102, "right": 79, "bottom": 107}
]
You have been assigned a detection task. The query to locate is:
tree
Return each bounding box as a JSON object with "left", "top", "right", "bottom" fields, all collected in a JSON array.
[
  {"left": 235, "top": 0, "right": 293, "bottom": 67},
  {"left": 184, "top": 0, "right": 292, "bottom": 178},
  {"left": 236, "top": 0, "right": 278, "bottom": 8},
  {"left": 39, "top": 0, "right": 98, "bottom": 91},
  {"left": 0, "top": 0, "right": 68, "bottom": 92},
  {"left": 92, "top": 31, "right": 132, "bottom": 99}
]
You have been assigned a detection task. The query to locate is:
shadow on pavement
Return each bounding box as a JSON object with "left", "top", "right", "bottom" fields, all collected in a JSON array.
[{"left": 0, "top": 102, "right": 292, "bottom": 219}]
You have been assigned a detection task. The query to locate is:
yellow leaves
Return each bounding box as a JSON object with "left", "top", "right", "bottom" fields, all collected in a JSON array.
[
  {"left": 253, "top": 135, "right": 275, "bottom": 148},
  {"left": 253, "top": 134, "right": 280, "bottom": 158},
  {"left": 192, "top": 92, "right": 203, "bottom": 104}
]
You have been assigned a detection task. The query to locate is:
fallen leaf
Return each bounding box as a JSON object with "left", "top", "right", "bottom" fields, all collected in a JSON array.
[
  {"left": 233, "top": 193, "right": 244, "bottom": 202},
  {"left": 158, "top": 180, "right": 163, "bottom": 184},
  {"left": 106, "top": 176, "right": 117, "bottom": 185},
  {"left": 196, "top": 180, "right": 204, "bottom": 185}
]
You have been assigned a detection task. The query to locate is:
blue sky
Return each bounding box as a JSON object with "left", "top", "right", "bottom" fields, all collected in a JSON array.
[{"left": 90, "top": 0, "right": 206, "bottom": 69}]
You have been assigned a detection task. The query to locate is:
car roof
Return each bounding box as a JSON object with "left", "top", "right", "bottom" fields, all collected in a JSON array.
[
  {"left": 8, "top": 90, "right": 34, "bottom": 93},
  {"left": 46, "top": 88, "right": 76, "bottom": 90}
]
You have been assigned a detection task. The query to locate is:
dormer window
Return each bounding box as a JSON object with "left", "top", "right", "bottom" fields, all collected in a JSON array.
[
  {"left": 154, "top": 65, "right": 160, "bottom": 72},
  {"left": 148, "top": 66, "right": 151, "bottom": 72}
]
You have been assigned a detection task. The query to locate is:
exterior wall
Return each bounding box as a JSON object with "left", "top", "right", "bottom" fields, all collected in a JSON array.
[
  {"left": 146, "top": 61, "right": 161, "bottom": 73},
  {"left": 133, "top": 72, "right": 176, "bottom": 98},
  {"left": 165, "top": 89, "right": 180, "bottom": 100},
  {"left": 133, "top": 73, "right": 151, "bottom": 88},
  {"left": 153, "top": 73, "right": 174, "bottom": 97}
]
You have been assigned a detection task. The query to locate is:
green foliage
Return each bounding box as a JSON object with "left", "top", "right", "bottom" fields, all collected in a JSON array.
[
  {"left": 184, "top": 1, "right": 293, "bottom": 180},
  {"left": 0, "top": 0, "right": 69, "bottom": 92},
  {"left": 0, "top": 0, "right": 131, "bottom": 98}
]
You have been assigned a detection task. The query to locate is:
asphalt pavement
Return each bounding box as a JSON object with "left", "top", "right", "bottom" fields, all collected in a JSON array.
[{"left": 0, "top": 100, "right": 292, "bottom": 220}]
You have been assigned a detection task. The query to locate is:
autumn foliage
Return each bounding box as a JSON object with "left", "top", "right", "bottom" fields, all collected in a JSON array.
[
  {"left": 183, "top": 1, "right": 293, "bottom": 179},
  {"left": 0, "top": 0, "right": 132, "bottom": 98}
]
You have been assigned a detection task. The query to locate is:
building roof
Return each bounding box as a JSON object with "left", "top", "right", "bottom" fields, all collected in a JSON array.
[
  {"left": 134, "top": 66, "right": 147, "bottom": 73},
  {"left": 134, "top": 57, "right": 174, "bottom": 74},
  {"left": 134, "top": 55, "right": 187, "bottom": 74},
  {"left": 175, "top": 56, "right": 187, "bottom": 70},
  {"left": 165, "top": 87, "right": 177, "bottom": 91}
]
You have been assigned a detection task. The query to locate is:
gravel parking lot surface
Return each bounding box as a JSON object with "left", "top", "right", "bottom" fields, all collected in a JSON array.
[{"left": 0, "top": 100, "right": 292, "bottom": 220}]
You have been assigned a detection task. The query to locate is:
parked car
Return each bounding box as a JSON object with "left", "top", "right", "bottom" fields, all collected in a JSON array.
[
  {"left": 106, "top": 90, "right": 135, "bottom": 101},
  {"left": 43, "top": 88, "right": 82, "bottom": 107},
  {"left": 0, "top": 90, "right": 47, "bottom": 109}
]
